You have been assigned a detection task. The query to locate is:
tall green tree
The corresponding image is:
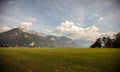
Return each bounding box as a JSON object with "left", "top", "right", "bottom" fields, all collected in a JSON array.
[
  {"left": 90, "top": 32, "right": 120, "bottom": 48},
  {"left": 90, "top": 38, "right": 102, "bottom": 48},
  {"left": 113, "top": 32, "right": 120, "bottom": 48}
]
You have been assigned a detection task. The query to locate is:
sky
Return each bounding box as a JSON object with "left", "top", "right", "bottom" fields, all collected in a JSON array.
[{"left": 0, "top": 0, "right": 120, "bottom": 47}]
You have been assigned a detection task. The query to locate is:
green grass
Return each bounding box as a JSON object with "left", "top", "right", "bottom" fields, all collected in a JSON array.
[{"left": 0, "top": 48, "right": 120, "bottom": 72}]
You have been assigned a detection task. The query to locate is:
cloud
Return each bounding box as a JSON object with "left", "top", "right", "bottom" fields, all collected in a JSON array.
[
  {"left": 21, "top": 22, "right": 32, "bottom": 29},
  {"left": 101, "top": 32, "right": 117, "bottom": 38},
  {"left": 53, "top": 21, "right": 117, "bottom": 42},
  {"left": 98, "top": 17, "right": 104, "bottom": 21},
  {"left": 95, "top": 9, "right": 120, "bottom": 32},
  {"left": 1, "top": 15, "right": 34, "bottom": 29},
  {"left": 26, "top": 17, "right": 37, "bottom": 22},
  {"left": 87, "top": 14, "right": 99, "bottom": 19},
  {"left": 0, "top": 15, "right": 20, "bottom": 23},
  {"left": 45, "top": 29, "right": 52, "bottom": 32},
  {"left": 9, "top": 1, "right": 14, "bottom": 5},
  {"left": 0, "top": 26, "right": 11, "bottom": 32},
  {"left": 14, "top": 6, "right": 20, "bottom": 11},
  {"left": 54, "top": 21, "right": 101, "bottom": 41},
  {"left": 54, "top": 1, "right": 63, "bottom": 12}
]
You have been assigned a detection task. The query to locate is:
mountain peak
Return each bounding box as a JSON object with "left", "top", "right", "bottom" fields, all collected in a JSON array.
[
  {"left": 0, "top": 28, "right": 77, "bottom": 47},
  {"left": 12, "top": 27, "right": 29, "bottom": 33},
  {"left": 1, "top": 27, "right": 46, "bottom": 37}
]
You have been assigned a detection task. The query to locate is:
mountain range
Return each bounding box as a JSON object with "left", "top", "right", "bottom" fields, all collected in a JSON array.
[{"left": 0, "top": 28, "right": 78, "bottom": 48}]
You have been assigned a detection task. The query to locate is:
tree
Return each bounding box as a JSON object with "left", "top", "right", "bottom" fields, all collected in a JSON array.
[
  {"left": 102, "top": 36, "right": 113, "bottom": 48},
  {"left": 90, "top": 38, "right": 102, "bottom": 48},
  {"left": 90, "top": 32, "right": 120, "bottom": 48},
  {"left": 113, "top": 32, "right": 120, "bottom": 48}
]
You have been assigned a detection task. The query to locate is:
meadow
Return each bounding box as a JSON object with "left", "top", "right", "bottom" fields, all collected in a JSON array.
[{"left": 0, "top": 48, "right": 120, "bottom": 72}]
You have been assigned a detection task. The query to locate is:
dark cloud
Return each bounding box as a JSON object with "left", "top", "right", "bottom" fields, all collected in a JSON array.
[
  {"left": 0, "top": 0, "right": 13, "bottom": 14},
  {"left": 115, "top": 0, "right": 120, "bottom": 8}
]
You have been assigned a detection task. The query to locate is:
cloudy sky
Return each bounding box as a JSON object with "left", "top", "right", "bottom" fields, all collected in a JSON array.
[{"left": 0, "top": 0, "right": 120, "bottom": 47}]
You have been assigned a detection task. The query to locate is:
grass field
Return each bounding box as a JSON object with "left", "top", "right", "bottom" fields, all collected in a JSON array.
[{"left": 0, "top": 48, "right": 120, "bottom": 72}]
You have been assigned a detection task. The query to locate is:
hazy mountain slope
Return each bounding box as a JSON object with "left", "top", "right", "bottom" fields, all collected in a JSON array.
[{"left": 0, "top": 28, "right": 77, "bottom": 48}]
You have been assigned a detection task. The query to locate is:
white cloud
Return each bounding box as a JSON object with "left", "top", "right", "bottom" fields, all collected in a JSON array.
[
  {"left": 26, "top": 17, "right": 37, "bottom": 22},
  {"left": 9, "top": 1, "right": 14, "bottom": 4},
  {"left": 87, "top": 14, "right": 99, "bottom": 19},
  {"left": 0, "top": 26, "right": 11, "bottom": 32},
  {"left": 53, "top": 21, "right": 117, "bottom": 42},
  {"left": 21, "top": 22, "right": 32, "bottom": 29},
  {"left": 98, "top": 17, "right": 104, "bottom": 21},
  {"left": 1, "top": 15, "right": 34, "bottom": 29},
  {"left": 101, "top": 32, "right": 117, "bottom": 38},
  {"left": 94, "top": 14, "right": 99, "bottom": 17},
  {"left": 54, "top": 1, "right": 63, "bottom": 12},
  {"left": 1, "top": 15, "right": 35, "bottom": 30},
  {"left": 54, "top": 21, "right": 101, "bottom": 41},
  {"left": 45, "top": 29, "right": 52, "bottom": 32},
  {"left": 0, "top": 26, "right": 21, "bottom": 33},
  {"left": 1, "top": 15, "right": 20, "bottom": 23},
  {"left": 14, "top": 6, "right": 20, "bottom": 11}
]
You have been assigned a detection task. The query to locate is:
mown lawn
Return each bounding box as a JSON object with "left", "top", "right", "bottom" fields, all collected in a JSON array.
[{"left": 0, "top": 48, "right": 120, "bottom": 72}]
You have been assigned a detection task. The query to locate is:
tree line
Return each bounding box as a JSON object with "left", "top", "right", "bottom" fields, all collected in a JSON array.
[{"left": 90, "top": 32, "right": 120, "bottom": 48}]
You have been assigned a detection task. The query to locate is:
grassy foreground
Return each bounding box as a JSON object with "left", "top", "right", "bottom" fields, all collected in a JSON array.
[{"left": 0, "top": 48, "right": 120, "bottom": 72}]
